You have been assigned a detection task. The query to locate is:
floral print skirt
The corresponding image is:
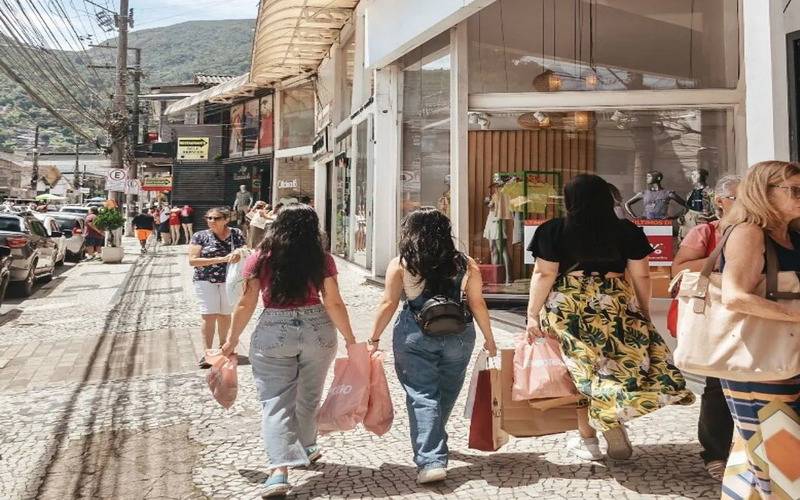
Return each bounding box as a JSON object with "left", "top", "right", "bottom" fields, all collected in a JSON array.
[{"left": 541, "top": 275, "right": 695, "bottom": 432}]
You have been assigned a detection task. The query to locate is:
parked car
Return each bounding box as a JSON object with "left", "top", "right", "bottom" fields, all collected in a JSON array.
[
  {"left": 59, "top": 205, "right": 91, "bottom": 216},
  {"left": 0, "top": 214, "right": 59, "bottom": 296},
  {"left": 33, "top": 214, "right": 68, "bottom": 266},
  {"left": 50, "top": 213, "right": 86, "bottom": 261},
  {"left": 0, "top": 246, "right": 13, "bottom": 307}
]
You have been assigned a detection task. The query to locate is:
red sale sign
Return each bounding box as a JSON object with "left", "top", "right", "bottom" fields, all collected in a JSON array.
[{"left": 633, "top": 219, "right": 674, "bottom": 267}]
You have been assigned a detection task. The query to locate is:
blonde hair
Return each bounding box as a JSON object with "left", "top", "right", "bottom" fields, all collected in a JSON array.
[{"left": 722, "top": 161, "right": 800, "bottom": 231}]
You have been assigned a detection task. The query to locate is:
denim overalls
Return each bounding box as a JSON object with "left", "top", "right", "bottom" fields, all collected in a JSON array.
[{"left": 392, "top": 274, "right": 476, "bottom": 471}]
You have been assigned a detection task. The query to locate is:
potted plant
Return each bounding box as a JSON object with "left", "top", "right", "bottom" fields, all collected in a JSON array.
[{"left": 95, "top": 208, "right": 126, "bottom": 263}]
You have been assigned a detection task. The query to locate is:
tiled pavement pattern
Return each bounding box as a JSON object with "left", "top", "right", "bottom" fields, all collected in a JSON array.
[{"left": 0, "top": 239, "right": 721, "bottom": 499}]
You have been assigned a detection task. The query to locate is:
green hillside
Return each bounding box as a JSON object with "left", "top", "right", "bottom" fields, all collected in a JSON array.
[{"left": 0, "top": 19, "right": 255, "bottom": 153}]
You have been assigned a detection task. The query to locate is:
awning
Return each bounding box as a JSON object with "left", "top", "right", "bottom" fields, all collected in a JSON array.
[
  {"left": 250, "top": 0, "right": 358, "bottom": 87},
  {"left": 164, "top": 73, "right": 257, "bottom": 116}
]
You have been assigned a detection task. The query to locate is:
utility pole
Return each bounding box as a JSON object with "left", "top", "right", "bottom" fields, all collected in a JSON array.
[
  {"left": 125, "top": 47, "right": 142, "bottom": 217},
  {"left": 110, "top": 0, "right": 130, "bottom": 208},
  {"left": 74, "top": 140, "right": 81, "bottom": 204},
  {"left": 30, "top": 125, "right": 39, "bottom": 196}
]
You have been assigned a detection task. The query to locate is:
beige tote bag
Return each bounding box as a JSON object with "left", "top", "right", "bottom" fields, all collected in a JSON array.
[{"left": 674, "top": 228, "right": 800, "bottom": 382}]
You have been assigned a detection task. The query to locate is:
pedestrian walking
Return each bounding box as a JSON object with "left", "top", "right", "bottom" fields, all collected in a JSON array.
[
  {"left": 672, "top": 174, "right": 741, "bottom": 480},
  {"left": 246, "top": 201, "right": 270, "bottom": 248},
  {"left": 526, "top": 174, "right": 694, "bottom": 461},
  {"left": 367, "top": 208, "right": 497, "bottom": 484},
  {"left": 158, "top": 206, "right": 172, "bottom": 245},
  {"left": 189, "top": 208, "right": 246, "bottom": 369},
  {"left": 83, "top": 206, "right": 105, "bottom": 260},
  {"left": 220, "top": 204, "right": 356, "bottom": 498},
  {"left": 131, "top": 208, "right": 156, "bottom": 255},
  {"left": 713, "top": 161, "right": 800, "bottom": 499},
  {"left": 180, "top": 204, "right": 194, "bottom": 244},
  {"left": 169, "top": 207, "right": 182, "bottom": 244}
]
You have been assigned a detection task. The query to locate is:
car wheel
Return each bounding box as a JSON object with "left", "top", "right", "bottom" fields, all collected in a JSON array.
[
  {"left": 0, "top": 274, "right": 9, "bottom": 308},
  {"left": 41, "top": 260, "right": 55, "bottom": 283},
  {"left": 12, "top": 264, "right": 36, "bottom": 297},
  {"left": 56, "top": 252, "right": 65, "bottom": 267}
]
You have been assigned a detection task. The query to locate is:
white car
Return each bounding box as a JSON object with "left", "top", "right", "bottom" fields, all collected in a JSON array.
[
  {"left": 33, "top": 214, "right": 67, "bottom": 266},
  {"left": 59, "top": 205, "right": 91, "bottom": 216},
  {"left": 49, "top": 213, "right": 86, "bottom": 261}
]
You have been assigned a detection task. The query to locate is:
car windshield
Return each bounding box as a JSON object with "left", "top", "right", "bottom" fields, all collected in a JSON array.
[
  {"left": 54, "top": 218, "right": 79, "bottom": 230},
  {"left": 62, "top": 207, "right": 88, "bottom": 214},
  {"left": 0, "top": 218, "right": 21, "bottom": 232}
]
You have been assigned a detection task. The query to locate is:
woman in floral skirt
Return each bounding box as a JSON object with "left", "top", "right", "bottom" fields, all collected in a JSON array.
[{"left": 526, "top": 174, "right": 694, "bottom": 461}]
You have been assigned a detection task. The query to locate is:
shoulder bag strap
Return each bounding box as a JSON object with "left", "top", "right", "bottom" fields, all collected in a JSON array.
[
  {"left": 763, "top": 233, "right": 800, "bottom": 301},
  {"left": 700, "top": 224, "right": 736, "bottom": 279}
]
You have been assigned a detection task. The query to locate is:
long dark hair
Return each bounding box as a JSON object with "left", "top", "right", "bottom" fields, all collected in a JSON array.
[
  {"left": 255, "top": 204, "right": 326, "bottom": 305},
  {"left": 398, "top": 208, "right": 467, "bottom": 295},
  {"left": 562, "top": 174, "right": 622, "bottom": 262}
]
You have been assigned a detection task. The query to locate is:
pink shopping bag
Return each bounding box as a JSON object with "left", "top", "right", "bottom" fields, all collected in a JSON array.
[
  {"left": 511, "top": 336, "right": 577, "bottom": 401},
  {"left": 206, "top": 352, "right": 238, "bottom": 409},
  {"left": 317, "top": 343, "right": 371, "bottom": 433},
  {"left": 363, "top": 351, "right": 394, "bottom": 436}
]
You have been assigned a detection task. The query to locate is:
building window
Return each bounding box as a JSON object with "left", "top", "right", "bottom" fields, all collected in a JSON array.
[
  {"left": 468, "top": 0, "right": 739, "bottom": 93},
  {"left": 340, "top": 36, "right": 356, "bottom": 123},
  {"left": 401, "top": 33, "right": 451, "bottom": 218},
  {"left": 280, "top": 87, "right": 315, "bottom": 149},
  {"left": 353, "top": 119, "right": 371, "bottom": 267}
]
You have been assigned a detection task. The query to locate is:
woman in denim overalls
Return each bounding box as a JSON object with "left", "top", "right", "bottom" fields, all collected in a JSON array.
[
  {"left": 369, "top": 208, "right": 497, "bottom": 484},
  {"left": 223, "top": 205, "right": 356, "bottom": 497}
]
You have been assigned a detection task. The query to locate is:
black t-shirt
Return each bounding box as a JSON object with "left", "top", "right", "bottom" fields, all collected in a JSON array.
[
  {"left": 527, "top": 217, "right": 653, "bottom": 274},
  {"left": 132, "top": 214, "right": 155, "bottom": 230}
]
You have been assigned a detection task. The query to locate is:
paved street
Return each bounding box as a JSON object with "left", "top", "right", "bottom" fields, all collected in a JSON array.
[{"left": 0, "top": 239, "right": 719, "bottom": 500}]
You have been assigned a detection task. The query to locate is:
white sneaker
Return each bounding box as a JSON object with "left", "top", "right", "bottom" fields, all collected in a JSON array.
[
  {"left": 417, "top": 467, "right": 447, "bottom": 484},
  {"left": 567, "top": 436, "right": 604, "bottom": 461}
]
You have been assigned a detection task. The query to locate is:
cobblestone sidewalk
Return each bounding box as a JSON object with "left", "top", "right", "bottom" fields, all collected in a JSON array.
[{"left": 0, "top": 239, "right": 720, "bottom": 499}]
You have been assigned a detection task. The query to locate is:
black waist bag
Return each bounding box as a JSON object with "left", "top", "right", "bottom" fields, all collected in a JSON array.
[{"left": 413, "top": 273, "right": 472, "bottom": 336}]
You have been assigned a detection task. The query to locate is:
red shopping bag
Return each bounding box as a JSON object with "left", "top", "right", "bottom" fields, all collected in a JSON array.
[
  {"left": 511, "top": 336, "right": 577, "bottom": 401},
  {"left": 317, "top": 343, "right": 371, "bottom": 433},
  {"left": 206, "top": 353, "right": 238, "bottom": 409},
  {"left": 363, "top": 352, "right": 394, "bottom": 436},
  {"left": 468, "top": 361, "right": 508, "bottom": 451}
]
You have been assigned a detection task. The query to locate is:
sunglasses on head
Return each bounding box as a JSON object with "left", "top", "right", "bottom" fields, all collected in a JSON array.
[
  {"left": 206, "top": 216, "right": 224, "bottom": 221},
  {"left": 769, "top": 185, "right": 800, "bottom": 199}
]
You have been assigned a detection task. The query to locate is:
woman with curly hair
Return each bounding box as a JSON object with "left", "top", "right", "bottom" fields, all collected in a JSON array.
[
  {"left": 526, "top": 174, "right": 694, "bottom": 461},
  {"left": 368, "top": 208, "right": 497, "bottom": 485},
  {"left": 222, "top": 204, "right": 356, "bottom": 498}
]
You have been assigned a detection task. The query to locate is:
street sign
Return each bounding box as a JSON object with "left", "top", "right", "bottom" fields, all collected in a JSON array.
[
  {"left": 125, "top": 180, "right": 141, "bottom": 195},
  {"left": 177, "top": 137, "right": 210, "bottom": 160},
  {"left": 107, "top": 169, "right": 127, "bottom": 181},
  {"left": 79, "top": 187, "right": 90, "bottom": 194}
]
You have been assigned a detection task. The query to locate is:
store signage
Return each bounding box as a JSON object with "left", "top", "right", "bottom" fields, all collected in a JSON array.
[
  {"left": 634, "top": 219, "right": 674, "bottom": 267},
  {"left": 523, "top": 219, "right": 548, "bottom": 265},
  {"left": 141, "top": 177, "right": 173, "bottom": 192},
  {"left": 177, "top": 137, "right": 209, "bottom": 160},
  {"left": 277, "top": 179, "right": 298, "bottom": 189},
  {"left": 232, "top": 166, "right": 250, "bottom": 181},
  {"left": 312, "top": 127, "right": 329, "bottom": 160}
]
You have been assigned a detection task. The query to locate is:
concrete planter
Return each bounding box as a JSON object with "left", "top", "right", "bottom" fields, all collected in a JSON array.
[{"left": 101, "top": 246, "right": 124, "bottom": 264}]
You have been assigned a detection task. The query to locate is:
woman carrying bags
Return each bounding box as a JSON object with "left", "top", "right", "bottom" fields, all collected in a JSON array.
[
  {"left": 368, "top": 208, "right": 497, "bottom": 485},
  {"left": 671, "top": 174, "right": 740, "bottom": 481},
  {"left": 526, "top": 174, "right": 693, "bottom": 461},
  {"left": 221, "top": 204, "right": 356, "bottom": 498},
  {"left": 712, "top": 161, "right": 800, "bottom": 499}
]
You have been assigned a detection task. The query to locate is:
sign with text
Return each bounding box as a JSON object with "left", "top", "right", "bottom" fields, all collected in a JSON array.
[
  {"left": 523, "top": 219, "right": 548, "bottom": 264},
  {"left": 141, "top": 177, "right": 173, "bottom": 192},
  {"left": 633, "top": 219, "right": 674, "bottom": 266},
  {"left": 105, "top": 169, "right": 127, "bottom": 192},
  {"left": 177, "top": 137, "right": 209, "bottom": 160}
]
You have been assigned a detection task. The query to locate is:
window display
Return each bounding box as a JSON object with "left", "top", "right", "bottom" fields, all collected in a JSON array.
[
  {"left": 334, "top": 135, "right": 351, "bottom": 258},
  {"left": 624, "top": 171, "right": 688, "bottom": 220},
  {"left": 353, "top": 119, "right": 371, "bottom": 267}
]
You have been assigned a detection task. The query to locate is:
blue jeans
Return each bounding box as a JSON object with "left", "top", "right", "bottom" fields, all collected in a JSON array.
[
  {"left": 250, "top": 305, "right": 337, "bottom": 468},
  {"left": 392, "top": 306, "right": 476, "bottom": 470}
]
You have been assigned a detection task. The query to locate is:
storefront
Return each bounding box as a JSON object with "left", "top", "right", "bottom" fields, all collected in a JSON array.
[
  {"left": 225, "top": 93, "right": 275, "bottom": 207},
  {"left": 366, "top": 0, "right": 744, "bottom": 298}
]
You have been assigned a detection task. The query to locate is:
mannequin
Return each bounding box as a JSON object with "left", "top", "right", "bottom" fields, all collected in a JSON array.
[
  {"left": 483, "top": 179, "right": 512, "bottom": 284},
  {"left": 233, "top": 184, "right": 254, "bottom": 229},
  {"left": 624, "top": 171, "right": 687, "bottom": 220},
  {"left": 679, "top": 168, "right": 715, "bottom": 239}
]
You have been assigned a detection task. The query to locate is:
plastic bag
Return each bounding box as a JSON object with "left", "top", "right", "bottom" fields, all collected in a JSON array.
[
  {"left": 206, "top": 352, "right": 238, "bottom": 409},
  {"left": 511, "top": 336, "right": 577, "bottom": 401},
  {"left": 225, "top": 248, "right": 253, "bottom": 307},
  {"left": 463, "top": 351, "right": 490, "bottom": 419},
  {"left": 317, "top": 343, "right": 371, "bottom": 433},
  {"left": 363, "top": 351, "right": 394, "bottom": 436}
]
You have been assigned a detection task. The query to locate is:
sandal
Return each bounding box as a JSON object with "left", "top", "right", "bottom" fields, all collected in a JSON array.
[
  {"left": 705, "top": 460, "right": 726, "bottom": 481},
  {"left": 198, "top": 356, "right": 211, "bottom": 369},
  {"left": 602, "top": 425, "right": 633, "bottom": 460},
  {"left": 261, "top": 472, "right": 290, "bottom": 498}
]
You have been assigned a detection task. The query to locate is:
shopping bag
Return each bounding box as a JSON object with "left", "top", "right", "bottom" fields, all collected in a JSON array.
[
  {"left": 468, "top": 357, "right": 508, "bottom": 451},
  {"left": 500, "top": 349, "right": 579, "bottom": 437},
  {"left": 463, "top": 350, "right": 489, "bottom": 419},
  {"left": 511, "top": 336, "right": 577, "bottom": 401},
  {"left": 206, "top": 352, "right": 238, "bottom": 409},
  {"left": 225, "top": 248, "right": 253, "bottom": 307},
  {"left": 317, "top": 343, "right": 371, "bottom": 433},
  {"left": 363, "top": 351, "right": 394, "bottom": 436}
]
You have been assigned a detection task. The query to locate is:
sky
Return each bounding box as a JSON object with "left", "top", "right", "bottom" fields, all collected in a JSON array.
[{"left": 130, "top": 0, "right": 259, "bottom": 31}]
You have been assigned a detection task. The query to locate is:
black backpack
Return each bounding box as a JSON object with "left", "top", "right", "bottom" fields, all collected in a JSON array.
[{"left": 412, "top": 273, "right": 472, "bottom": 336}]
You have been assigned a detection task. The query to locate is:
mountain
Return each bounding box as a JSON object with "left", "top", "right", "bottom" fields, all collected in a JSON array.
[{"left": 0, "top": 19, "right": 255, "bottom": 154}]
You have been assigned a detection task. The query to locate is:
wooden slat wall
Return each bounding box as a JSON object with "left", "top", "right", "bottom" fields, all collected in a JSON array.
[{"left": 468, "top": 129, "right": 596, "bottom": 280}]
